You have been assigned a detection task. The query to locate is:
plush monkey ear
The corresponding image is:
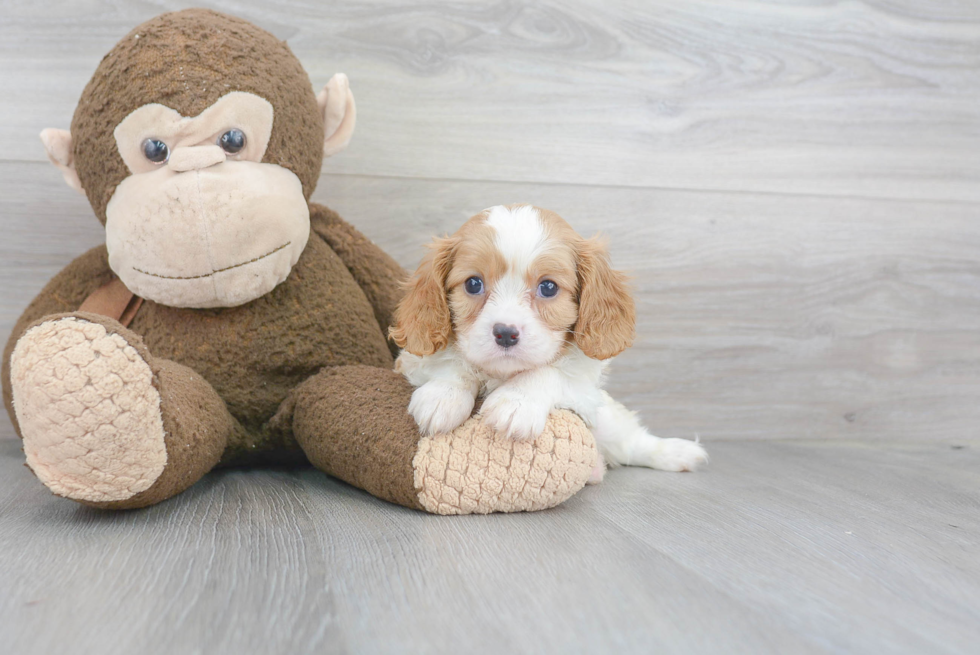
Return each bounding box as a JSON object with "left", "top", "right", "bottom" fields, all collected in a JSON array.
[
  {"left": 574, "top": 236, "right": 636, "bottom": 360},
  {"left": 40, "top": 128, "right": 84, "bottom": 194},
  {"left": 317, "top": 73, "right": 357, "bottom": 158},
  {"left": 389, "top": 237, "right": 457, "bottom": 356}
]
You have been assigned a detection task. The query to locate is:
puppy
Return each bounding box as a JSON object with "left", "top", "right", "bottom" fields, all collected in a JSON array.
[{"left": 390, "top": 204, "right": 707, "bottom": 480}]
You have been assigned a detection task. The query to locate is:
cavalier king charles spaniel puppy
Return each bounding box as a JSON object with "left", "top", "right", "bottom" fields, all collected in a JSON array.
[{"left": 391, "top": 204, "right": 707, "bottom": 480}]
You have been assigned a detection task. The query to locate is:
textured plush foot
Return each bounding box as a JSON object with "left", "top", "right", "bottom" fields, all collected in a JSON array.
[
  {"left": 413, "top": 409, "right": 597, "bottom": 515},
  {"left": 10, "top": 317, "right": 167, "bottom": 503}
]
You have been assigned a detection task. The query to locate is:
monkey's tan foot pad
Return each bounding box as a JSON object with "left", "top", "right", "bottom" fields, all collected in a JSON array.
[
  {"left": 10, "top": 317, "right": 167, "bottom": 503},
  {"left": 413, "top": 409, "right": 597, "bottom": 515}
]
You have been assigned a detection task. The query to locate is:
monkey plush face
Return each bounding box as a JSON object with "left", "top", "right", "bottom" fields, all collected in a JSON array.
[
  {"left": 105, "top": 92, "right": 310, "bottom": 307},
  {"left": 39, "top": 9, "right": 357, "bottom": 308}
]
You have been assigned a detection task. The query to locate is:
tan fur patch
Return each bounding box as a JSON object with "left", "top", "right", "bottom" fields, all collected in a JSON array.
[
  {"left": 445, "top": 216, "right": 504, "bottom": 333},
  {"left": 412, "top": 409, "right": 596, "bottom": 514},
  {"left": 390, "top": 235, "right": 459, "bottom": 356},
  {"left": 11, "top": 317, "right": 167, "bottom": 502},
  {"left": 573, "top": 236, "right": 636, "bottom": 359},
  {"left": 527, "top": 246, "right": 579, "bottom": 334},
  {"left": 512, "top": 205, "right": 636, "bottom": 361},
  {"left": 392, "top": 211, "right": 504, "bottom": 352}
]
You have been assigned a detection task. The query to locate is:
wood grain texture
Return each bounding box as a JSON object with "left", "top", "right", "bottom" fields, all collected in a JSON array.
[
  {"left": 3, "top": 1, "right": 977, "bottom": 444},
  {"left": 1, "top": 438, "right": 978, "bottom": 654},
  {"left": 5, "top": 163, "right": 977, "bottom": 442},
  {"left": 2, "top": 2, "right": 979, "bottom": 653},
  {"left": 0, "top": 1, "right": 978, "bottom": 201},
  {"left": 320, "top": 176, "right": 980, "bottom": 443}
]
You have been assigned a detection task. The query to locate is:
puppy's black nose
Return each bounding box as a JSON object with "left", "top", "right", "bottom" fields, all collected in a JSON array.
[{"left": 492, "top": 324, "right": 520, "bottom": 348}]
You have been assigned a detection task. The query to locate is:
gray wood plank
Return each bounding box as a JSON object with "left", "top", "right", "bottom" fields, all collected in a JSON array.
[
  {"left": 588, "top": 441, "right": 980, "bottom": 654},
  {"left": 1, "top": 438, "right": 977, "bottom": 654},
  {"left": 3, "top": 163, "right": 979, "bottom": 443},
  {"left": 1, "top": 0, "right": 978, "bottom": 201}
]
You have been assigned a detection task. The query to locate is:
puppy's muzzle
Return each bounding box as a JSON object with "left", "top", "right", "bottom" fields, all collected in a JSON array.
[{"left": 492, "top": 323, "right": 520, "bottom": 348}]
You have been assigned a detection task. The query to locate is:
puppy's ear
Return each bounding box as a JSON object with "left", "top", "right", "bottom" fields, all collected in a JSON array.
[
  {"left": 390, "top": 236, "right": 457, "bottom": 356},
  {"left": 574, "top": 235, "right": 636, "bottom": 360}
]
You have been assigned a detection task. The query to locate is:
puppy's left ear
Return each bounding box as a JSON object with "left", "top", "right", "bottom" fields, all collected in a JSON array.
[
  {"left": 317, "top": 73, "right": 356, "bottom": 157},
  {"left": 574, "top": 236, "right": 636, "bottom": 360}
]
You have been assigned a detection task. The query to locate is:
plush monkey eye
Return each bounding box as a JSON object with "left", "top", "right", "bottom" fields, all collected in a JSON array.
[
  {"left": 538, "top": 280, "right": 559, "bottom": 298},
  {"left": 141, "top": 138, "right": 170, "bottom": 164},
  {"left": 219, "top": 129, "right": 246, "bottom": 154},
  {"left": 464, "top": 277, "right": 484, "bottom": 295}
]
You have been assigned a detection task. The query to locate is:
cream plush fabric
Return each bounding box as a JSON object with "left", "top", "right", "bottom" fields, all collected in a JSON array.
[
  {"left": 11, "top": 317, "right": 167, "bottom": 502},
  {"left": 413, "top": 409, "right": 597, "bottom": 515}
]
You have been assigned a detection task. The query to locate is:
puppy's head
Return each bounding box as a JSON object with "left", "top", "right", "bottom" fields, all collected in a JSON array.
[{"left": 391, "top": 205, "right": 635, "bottom": 377}]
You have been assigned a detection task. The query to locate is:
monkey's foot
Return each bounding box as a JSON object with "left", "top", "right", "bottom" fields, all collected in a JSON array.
[
  {"left": 413, "top": 409, "right": 597, "bottom": 515},
  {"left": 11, "top": 316, "right": 167, "bottom": 503},
  {"left": 290, "top": 366, "right": 597, "bottom": 515}
]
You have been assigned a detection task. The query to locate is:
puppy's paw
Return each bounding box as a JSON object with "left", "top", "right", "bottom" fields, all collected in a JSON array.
[
  {"left": 480, "top": 386, "right": 551, "bottom": 440},
  {"left": 587, "top": 452, "right": 607, "bottom": 485},
  {"left": 641, "top": 437, "right": 708, "bottom": 472},
  {"left": 409, "top": 381, "right": 476, "bottom": 436}
]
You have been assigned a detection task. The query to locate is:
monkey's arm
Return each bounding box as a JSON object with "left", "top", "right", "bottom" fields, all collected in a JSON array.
[
  {"left": 309, "top": 203, "right": 406, "bottom": 354},
  {"left": 2, "top": 246, "right": 115, "bottom": 431}
]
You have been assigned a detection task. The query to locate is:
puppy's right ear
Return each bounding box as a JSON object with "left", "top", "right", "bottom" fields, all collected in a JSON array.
[
  {"left": 40, "top": 128, "right": 84, "bottom": 193},
  {"left": 390, "top": 236, "right": 457, "bottom": 356}
]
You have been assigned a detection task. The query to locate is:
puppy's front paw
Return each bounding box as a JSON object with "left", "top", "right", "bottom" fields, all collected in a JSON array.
[
  {"left": 480, "top": 386, "right": 551, "bottom": 440},
  {"left": 409, "top": 381, "right": 476, "bottom": 436},
  {"left": 643, "top": 438, "right": 708, "bottom": 472},
  {"left": 587, "top": 452, "right": 607, "bottom": 485}
]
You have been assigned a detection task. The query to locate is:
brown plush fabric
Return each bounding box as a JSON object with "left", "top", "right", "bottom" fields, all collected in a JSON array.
[
  {"left": 1, "top": 198, "right": 421, "bottom": 509},
  {"left": 2, "top": 246, "right": 115, "bottom": 436},
  {"left": 290, "top": 365, "right": 423, "bottom": 510},
  {"left": 309, "top": 203, "right": 408, "bottom": 358},
  {"left": 128, "top": 227, "right": 393, "bottom": 440},
  {"left": 2, "top": 212, "right": 413, "bottom": 508},
  {"left": 71, "top": 8, "right": 324, "bottom": 223},
  {"left": 4, "top": 8, "right": 597, "bottom": 513},
  {"left": 2, "top": 215, "right": 397, "bottom": 447},
  {"left": 98, "top": 354, "right": 238, "bottom": 510}
]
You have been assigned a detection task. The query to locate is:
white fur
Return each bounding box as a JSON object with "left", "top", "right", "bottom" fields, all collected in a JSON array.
[
  {"left": 396, "top": 205, "right": 708, "bottom": 474},
  {"left": 486, "top": 204, "right": 548, "bottom": 274}
]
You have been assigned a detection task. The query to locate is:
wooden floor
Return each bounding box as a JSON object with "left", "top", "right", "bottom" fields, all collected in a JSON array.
[
  {"left": 1, "top": 1, "right": 979, "bottom": 653},
  {"left": 1, "top": 437, "right": 978, "bottom": 654}
]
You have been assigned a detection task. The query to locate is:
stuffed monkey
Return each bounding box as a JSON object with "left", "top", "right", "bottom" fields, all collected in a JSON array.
[{"left": 2, "top": 9, "right": 596, "bottom": 514}]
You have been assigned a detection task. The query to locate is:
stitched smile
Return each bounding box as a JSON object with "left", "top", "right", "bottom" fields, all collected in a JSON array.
[{"left": 132, "top": 241, "right": 291, "bottom": 280}]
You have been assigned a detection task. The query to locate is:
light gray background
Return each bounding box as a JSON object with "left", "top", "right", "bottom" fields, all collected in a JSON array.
[{"left": 1, "top": 2, "right": 977, "bottom": 654}]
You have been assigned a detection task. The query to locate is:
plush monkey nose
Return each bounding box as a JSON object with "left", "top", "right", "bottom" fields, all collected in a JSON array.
[
  {"left": 167, "top": 145, "right": 227, "bottom": 172},
  {"left": 493, "top": 324, "right": 520, "bottom": 348}
]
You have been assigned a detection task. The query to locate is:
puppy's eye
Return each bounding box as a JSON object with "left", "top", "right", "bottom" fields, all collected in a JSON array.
[
  {"left": 464, "top": 276, "right": 484, "bottom": 295},
  {"left": 142, "top": 138, "right": 169, "bottom": 164},
  {"left": 219, "top": 129, "right": 246, "bottom": 154},
  {"left": 538, "top": 280, "right": 559, "bottom": 298}
]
